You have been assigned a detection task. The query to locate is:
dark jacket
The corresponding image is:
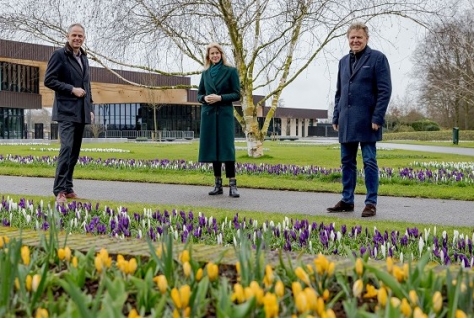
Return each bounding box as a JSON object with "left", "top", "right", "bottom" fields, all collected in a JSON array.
[
  {"left": 333, "top": 46, "right": 392, "bottom": 143},
  {"left": 197, "top": 65, "right": 241, "bottom": 162},
  {"left": 44, "top": 43, "right": 93, "bottom": 123}
]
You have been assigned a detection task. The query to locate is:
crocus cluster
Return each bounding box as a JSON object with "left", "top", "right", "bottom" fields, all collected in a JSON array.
[
  {"left": 1, "top": 196, "right": 472, "bottom": 268},
  {"left": 1, "top": 154, "right": 474, "bottom": 185}
]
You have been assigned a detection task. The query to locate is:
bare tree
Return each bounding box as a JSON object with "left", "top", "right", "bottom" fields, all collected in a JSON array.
[
  {"left": 412, "top": 9, "right": 474, "bottom": 129},
  {"left": 0, "top": 0, "right": 448, "bottom": 156}
]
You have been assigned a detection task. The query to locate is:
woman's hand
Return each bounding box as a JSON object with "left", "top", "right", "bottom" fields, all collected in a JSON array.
[{"left": 205, "top": 94, "right": 222, "bottom": 104}]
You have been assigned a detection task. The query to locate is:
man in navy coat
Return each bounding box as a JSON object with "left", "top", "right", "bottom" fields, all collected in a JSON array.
[
  {"left": 327, "top": 22, "right": 392, "bottom": 217},
  {"left": 44, "top": 23, "right": 94, "bottom": 203}
]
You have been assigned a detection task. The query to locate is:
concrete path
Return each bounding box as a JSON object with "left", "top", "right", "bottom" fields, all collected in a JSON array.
[{"left": 1, "top": 175, "right": 473, "bottom": 227}]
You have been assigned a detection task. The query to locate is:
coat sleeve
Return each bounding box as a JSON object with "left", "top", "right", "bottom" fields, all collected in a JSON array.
[
  {"left": 372, "top": 54, "right": 392, "bottom": 125},
  {"left": 332, "top": 60, "right": 342, "bottom": 125},
  {"left": 197, "top": 73, "right": 206, "bottom": 104},
  {"left": 44, "top": 50, "right": 74, "bottom": 94},
  {"left": 221, "top": 68, "right": 241, "bottom": 103}
]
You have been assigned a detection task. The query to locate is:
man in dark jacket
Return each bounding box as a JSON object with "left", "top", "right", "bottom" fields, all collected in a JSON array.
[
  {"left": 44, "top": 23, "right": 94, "bottom": 203},
  {"left": 327, "top": 22, "right": 392, "bottom": 217}
]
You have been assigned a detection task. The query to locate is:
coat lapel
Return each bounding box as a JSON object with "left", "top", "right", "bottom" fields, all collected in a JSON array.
[
  {"left": 204, "top": 70, "right": 217, "bottom": 93},
  {"left": 67, "top": 54, "right": 84, "bottom": 78},
  {"left": 212, "top": 67, "right": 231, "bottom": 89},
  {"left": 350, "top": 47, "right": 371, "bottom": 78}
]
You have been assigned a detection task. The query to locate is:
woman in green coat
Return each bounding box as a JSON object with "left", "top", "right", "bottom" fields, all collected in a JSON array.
[{"left": 197, "top": 42, "right": 241, "bottom": 198}]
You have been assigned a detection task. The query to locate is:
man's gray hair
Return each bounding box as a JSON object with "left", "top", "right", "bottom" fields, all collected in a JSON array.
[
  {"left": 67, "top": 23, "right": 86, "bottom": 34},
  {"left": 346, "top": 22, "right": 369, "bottom": 38}
]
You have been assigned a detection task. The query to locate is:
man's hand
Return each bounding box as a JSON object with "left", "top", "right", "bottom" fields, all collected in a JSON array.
[
  {"left": 204, "top": 94, "right": 222, "bottom": 104},
  {"left": 372, "top": 123, "right": 380, "bottom": 131},
  {"left": 332, "top": 124, "right": 338, "bottom": 131},
  {"left": 72, "top": 87, "right": 86, "bottom": 97},
  {"left": 90, "top": 112, "right": 95, "bottom": 122}
]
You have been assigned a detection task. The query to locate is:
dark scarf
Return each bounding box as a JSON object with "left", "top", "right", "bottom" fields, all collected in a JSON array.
[{"left": 209, "top": 60, "right": 223, "bottom": 78}]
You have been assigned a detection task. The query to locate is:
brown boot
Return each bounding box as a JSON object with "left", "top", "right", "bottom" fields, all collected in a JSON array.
[
  {"left": 327, "top": 200, "right": 354, "bottom": 212},
  {"left": 361, "top": 204, "right": 376, "bottom": 217}
]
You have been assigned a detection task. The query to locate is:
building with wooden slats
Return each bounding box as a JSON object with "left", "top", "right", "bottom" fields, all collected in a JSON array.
[{"left": 0, "top": 38, "right": 328, "bottom": 140}]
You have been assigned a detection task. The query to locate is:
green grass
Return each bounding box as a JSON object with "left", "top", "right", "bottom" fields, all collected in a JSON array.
[
  {"left": 384, "top": 140, "right": 474, "bottom": 148},
  {"left": 1, "top": 140, "right": 473, "bottom": 200}
]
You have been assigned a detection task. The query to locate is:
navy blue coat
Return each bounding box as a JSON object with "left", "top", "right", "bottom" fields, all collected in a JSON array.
[
  {"left": 44, "top": 44, "right": 93, "bottom": 124},
  {"left": 333, "top": 46, "right": 392, "bottom": 143},
  {"left": 197, "top": 65, "right": 241, "bottom": 162}
]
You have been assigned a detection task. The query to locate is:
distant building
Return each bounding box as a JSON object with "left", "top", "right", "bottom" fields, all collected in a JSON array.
[{"left": 0, "top": 38, "right": 328, "bottom": 139}]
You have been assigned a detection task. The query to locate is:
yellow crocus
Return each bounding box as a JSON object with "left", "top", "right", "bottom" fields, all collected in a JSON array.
[
  {"left": 249, "top": 281, "right": 264, "bottom": 305},
  {"left": 72, "top": 256, "right": 78, "bottom": 268},
  {"left": 183, "top": 261, "right": 192, "bottom": 278},
  {"left": 63, "top": 247, "right": 72, "bottom": 261},
  {"left": 0, "top": 236, "right": 10, "bottom": 248},
  {"left": 323, "top": 289, "right": 330, "bottom": 301},
  {"left": 172, "top": 309, "right": 180, "bottom": 318},
  {"left": 292, "top": 281, "right": 302, "bottom": 296},
  {"left": 409, "top": 290, "right": 418, "bottom": 306},
  {"left": 232, "top": 283, "right": 246, "bottom": 304},
  {"left": 400, "top": 298, "right": 412, "bottom": 317},
  {"left": 390, "top": 297, "right": 401, "bottom": 308},
  {"left": 294, "top": 291, "right": 308, "bottom": 314},
  {"left": 275, "top": 280, "right": 285, "bottom": 298},
  {"left": 326, "top": 308, "right": 336, "bottom": 318},
  {"left": 179, "top": 285, "right": 191, "bottom": 309},
  {"left": 127, "top": 258, "right": 137, "bottom": 275},
  {"left": 455, "top": 309, "right": 467, "bottom": 318},
  {"left": 377, "top": 286, "right": 387, "bottom": 307},
  {"left": 295, "top": 266, "right": 310, "bottom": 286},
  {"left": 25, "top": 274, "right": 32, "bottom": 292},
  {"left": 171, "top": 287, "right": 182, "bottom": 309},
  {"left": 128, "top": 308, "right": 141, "bottom": 318},
  {"left": 432, "top": 291, "right": 443, "bottom": 313},
  {"left": 182, "top": 307, "right": 191, "bottom": 318},
  {"left": 32, "top": 274, "right": 41, "bottom": 292},
  {"left": 392, "top": 265, "right": 405, "bottom": 282},
  {"left": 206, "top": 262, "right": 219, "bottom": 282},
  {"left": 263, "top": 265, "right": 274, "bottom": 287},
  {"left": 314, "top": 254, "right": 329, "bottom": 275},
  {"left": 363, "top": 284, "right": 378, "bottom": 299},
  {"left": 153, "top": 275, "right": 168, "bottom": 294},
  {"left": 155, "top": 246, "right": 163, "bottom": 258},
  {"left": 235, "top": 262, "right": 241, "bottom": 275},
  {"left": 21, "top": 245, "right": 30, "bottom": 265},
  {"left": 315, "top": 297, "right": 325, "bottom": 317},
  {"left": 34, "top": 308, "right": 48, "bottom": 318},
  {"left": 355, "top": 258, "right": 363, "bottom": 277},
  {"left": 263, "top": 292, "right": 279, "bottom": 318},
  {"left": 195, "top": 268, "right": 203, "bottom": 282},
  {"left": 179, "top": 250, "right": 190, "bottom": 264},
  {"left": 352, "top": 279, "right": 363, "bottom": 298},
  {"left": 303, "top": 287, "right": 318, "bottom": 312},
  {"left": 413, "top": 306, "right": 427, "bottom": 318}
]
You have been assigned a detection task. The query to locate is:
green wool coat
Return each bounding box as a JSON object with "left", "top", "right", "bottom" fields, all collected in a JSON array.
[{"left": 197, "top": 65, "right": 241, "bottom": 163}]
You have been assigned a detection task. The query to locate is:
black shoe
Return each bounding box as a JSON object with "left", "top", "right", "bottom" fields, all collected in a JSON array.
[
  {"left": 229, "top": 179, "right": 240, "bottom": 198},
  {"left": 209, "top": 177, "right": 223, "bottom": 195},
  {"left": 327, "top": 200, "right": 354, "bottom": 212},
  {"left": 361, "top": 204, "right": 376, "bottom": 217}
]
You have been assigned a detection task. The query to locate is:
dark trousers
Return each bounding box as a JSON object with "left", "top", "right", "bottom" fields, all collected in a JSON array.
[
  {"left": 212, "top": 161, "right": 236, "bottom": 178},
  {"left": 53, "top": 121, "right": 85, "bottom": 196}
]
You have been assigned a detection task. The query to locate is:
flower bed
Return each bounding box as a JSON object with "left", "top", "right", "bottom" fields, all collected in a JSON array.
[
  {"left": 1, "top": 222, "right": 473, "bottom": 317},
  {"left": 1, "top": 154, "right": 474, "bottom": 185}
]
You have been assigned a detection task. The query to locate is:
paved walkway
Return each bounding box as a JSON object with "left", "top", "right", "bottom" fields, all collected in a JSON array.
[{"left": 1, "top": 175, "right": 473, "bottom": 227}]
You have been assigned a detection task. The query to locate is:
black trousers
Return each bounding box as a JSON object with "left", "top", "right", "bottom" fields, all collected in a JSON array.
[
  {"left": 212, "top": 161, "right": 236, "bottom": 178},
  {"left": 53, "top": 121, "right": 85, "bottom": 196}
]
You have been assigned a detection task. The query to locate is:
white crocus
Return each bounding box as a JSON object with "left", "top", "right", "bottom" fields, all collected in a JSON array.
[
  {"left": 400, "top": 252, "right": 404, "bottom": 264},
  {"left": 138, "top": 229, "right": 142, "bottom": 239},
  {"left": 418, "top": 237, "right": 425, "bottom": 257},
  {"left": 381, "top": 244, "right": 386, "bottom": 258}
]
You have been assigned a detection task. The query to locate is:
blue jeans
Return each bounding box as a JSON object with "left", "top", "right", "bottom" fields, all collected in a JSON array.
[{"left": 340, "top": 142, "right": 378, "bottom": 206}]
